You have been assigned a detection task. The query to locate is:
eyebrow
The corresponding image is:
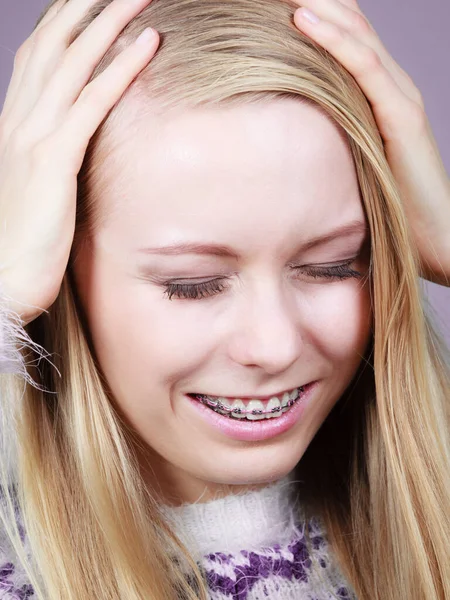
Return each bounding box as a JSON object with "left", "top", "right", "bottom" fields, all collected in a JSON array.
[{"left": 136, "top": 220, "right": 368, "bottom": 259}]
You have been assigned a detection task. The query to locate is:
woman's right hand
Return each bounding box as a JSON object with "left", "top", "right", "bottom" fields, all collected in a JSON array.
[{"left": 0, "top": 0, "right": 159, "bottom": 325}]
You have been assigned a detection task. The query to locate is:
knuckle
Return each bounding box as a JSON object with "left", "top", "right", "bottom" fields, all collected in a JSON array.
[
  {"left": 403, "top": 77, "right": 425, "bottom": 109},
  {"left": 33, "top": 26, "right": 49, "bottom": 46},
  {"left": 349, "top": 12, "right": 372, "bottom": 35},
  {"left": 83, "top": 81, "right": 108, "bottom": 108},
  {"left": 358, "top": 47, "right": 382, "bottom": 73},
  {"left": 406, "top": 101, "right": 426, "bottom": 130},
  {"left": 14, "top": 40, "right": 31, "bottom": 66}
]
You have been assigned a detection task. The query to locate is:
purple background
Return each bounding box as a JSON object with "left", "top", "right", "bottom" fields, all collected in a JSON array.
[{"left": 1, "top": 0, "right": 449, "bottom": 342}]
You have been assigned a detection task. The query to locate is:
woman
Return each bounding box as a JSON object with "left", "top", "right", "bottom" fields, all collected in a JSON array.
[{"left": 0, "top": 0, "right": 449, "bottom": 598}]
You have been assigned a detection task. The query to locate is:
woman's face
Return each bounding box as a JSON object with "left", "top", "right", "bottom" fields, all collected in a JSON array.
[{"left": 72, "top": 98, "right": 372, "bottom": 504}]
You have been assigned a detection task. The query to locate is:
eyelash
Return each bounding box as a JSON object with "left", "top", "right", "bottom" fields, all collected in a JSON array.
[{"left": 162, "top": 260, "right": 363, "bottom": 301}]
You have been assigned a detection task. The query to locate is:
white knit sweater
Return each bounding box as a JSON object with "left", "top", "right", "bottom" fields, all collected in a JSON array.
[
  {"left": 160, "top": 470, "right": 356, "bottom": 599},
  {"left": 0, "top": 471, "right": 356, "bottom": 599}
]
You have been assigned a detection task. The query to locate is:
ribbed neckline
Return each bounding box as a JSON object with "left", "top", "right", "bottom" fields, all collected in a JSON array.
[{"left": 160, "top": 469, "right": 303, "bottom": 559}]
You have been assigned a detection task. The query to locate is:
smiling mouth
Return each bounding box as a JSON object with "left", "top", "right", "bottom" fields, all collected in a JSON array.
[{"left": 187, "top": 385, "right": 307, "bottom": 421}]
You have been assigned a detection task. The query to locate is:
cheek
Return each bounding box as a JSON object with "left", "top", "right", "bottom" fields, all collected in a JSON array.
[
  {"left": 94, "top": 282, "right": 372, "bottom": 371},
  {"left": 87, "top": 283, "right": 216, "bottom": 387},
  {"left": 304, "top": 283, "right": 372, "bottom": 364}
]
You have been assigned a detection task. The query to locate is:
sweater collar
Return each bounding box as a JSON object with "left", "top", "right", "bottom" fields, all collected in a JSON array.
[{"left": 160, "top": 468, "right": 303, "bottom": 558}]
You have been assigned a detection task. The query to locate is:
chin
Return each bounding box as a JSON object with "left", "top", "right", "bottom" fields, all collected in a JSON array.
[{"left": 198, "top": 451, "right": 302, "bottom": 487}]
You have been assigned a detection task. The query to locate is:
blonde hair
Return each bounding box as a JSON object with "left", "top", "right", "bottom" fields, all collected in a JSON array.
[{"left": 1, "top": 0, "right": 449, "bottom": 598}]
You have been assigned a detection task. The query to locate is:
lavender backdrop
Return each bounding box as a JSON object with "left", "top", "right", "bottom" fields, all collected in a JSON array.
[{"left": 1, "top": 0, "right": 449, "bottom": 343}]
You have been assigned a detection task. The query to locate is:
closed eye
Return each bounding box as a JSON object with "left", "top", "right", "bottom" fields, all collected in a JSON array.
[{"left": 161, "top": 258, "right": 365, "bottom": 301}]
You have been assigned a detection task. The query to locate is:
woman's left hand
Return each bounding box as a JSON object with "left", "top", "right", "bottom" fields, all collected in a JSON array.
[{"left": 293, "top": 0, "right": 450, "bottom": 286}]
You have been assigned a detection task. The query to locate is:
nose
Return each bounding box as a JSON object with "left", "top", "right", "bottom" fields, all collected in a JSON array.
[{"left": 227, "top": 280, "right": 303, "bottom": 374}]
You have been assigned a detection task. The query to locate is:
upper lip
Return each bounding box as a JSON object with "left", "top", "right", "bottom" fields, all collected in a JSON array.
[{"left": 189, "top": 384, "right": 309, "bottom": 402}]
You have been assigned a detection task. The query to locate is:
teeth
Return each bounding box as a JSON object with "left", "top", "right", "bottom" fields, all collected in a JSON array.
[
  {"left": 245, "top": 400, "right": 265, "bottom": 421},
  {"left": 195, "top": 386, "right": 304, "bottom": 420},
  {"left": 282, "top": 392, "right": 291, "bottom": 407},
  {"left": 230, "top": 399, "right": 246, "bottom": 419},
  {"left": 267, "top": 397, "right": 282, "bottom": 418}
]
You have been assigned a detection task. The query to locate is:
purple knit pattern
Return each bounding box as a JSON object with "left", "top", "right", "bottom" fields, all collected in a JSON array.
[
  {"left": 201, "top": 519, "right": 353, "bottom": 599},
  {"left": 0, "top": 519, "right": 353, "bottom": 599},
  {"left": 0, "top": 562, "right": 34, "bottom": 599}
]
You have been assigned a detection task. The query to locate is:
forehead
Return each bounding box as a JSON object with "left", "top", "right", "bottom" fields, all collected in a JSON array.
[{"left": 93, "top": 98, "right": 362, "bottom": 248}]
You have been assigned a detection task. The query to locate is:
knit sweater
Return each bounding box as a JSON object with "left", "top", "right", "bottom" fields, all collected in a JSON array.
[
  {"left": 160, "top": 472, "right": 357, "bottom": 599},
  {"left": 0, "top": 472, "right": 356, "bottom": 600},
  {"left": 0, "top": 286, "right": 357, "bottom": 599}
]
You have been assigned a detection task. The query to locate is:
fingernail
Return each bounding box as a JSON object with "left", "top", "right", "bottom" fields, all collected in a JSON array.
[
  {"left": 135, "top": 27, "right": 156, "bottom": 45},
  {"left": 300, "top": 8, "right": 320, "bottom": 24}
]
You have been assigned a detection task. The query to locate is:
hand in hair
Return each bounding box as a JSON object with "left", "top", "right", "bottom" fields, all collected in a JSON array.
[
  {"left": 0, "top": 0, "right": 160, "bottom": 325},
  {"left": 293, "top": 0, "right": 450, "bottom": 287}
]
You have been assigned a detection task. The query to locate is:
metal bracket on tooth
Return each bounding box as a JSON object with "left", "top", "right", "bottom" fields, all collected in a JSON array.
[{"left": 198, "top": 393, "right": 302, "bottom": 416}]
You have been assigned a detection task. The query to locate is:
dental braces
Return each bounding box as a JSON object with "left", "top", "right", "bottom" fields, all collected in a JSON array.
[{"left": 195, "top": 386, "right": 305, "bottom": 416}]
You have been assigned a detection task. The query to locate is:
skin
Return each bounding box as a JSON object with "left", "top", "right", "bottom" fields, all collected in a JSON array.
[{"left": 71, "top": 97, "right": 372, "bottom": 505}]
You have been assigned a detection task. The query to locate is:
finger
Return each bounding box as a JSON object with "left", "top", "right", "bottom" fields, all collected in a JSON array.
[
  {"left": 18, "top": 0, "right": 154, "bottom": 139},
  {"left": 292, "top": 14, "right": 418, "bottom": 140},
  {"left": 336, "top": 0, "right": 361, "bottom": 10},
  {"left": 294, "top": 4, "right": 424, "bottom": 106},
  {"left": 34, "top": 0, "right": 67, "bottom": 31},
  {"left": 2, "top": 0, "right": 66, "bottom": 118},
  {"left": 3, "top": 0, "right": 99, "bottom": 130},
  {"left": 293, "top": 0, "right": 384, "bottom": 55},
  {"left": 52, "top": 29, "right": 159, "bottom": 174}
]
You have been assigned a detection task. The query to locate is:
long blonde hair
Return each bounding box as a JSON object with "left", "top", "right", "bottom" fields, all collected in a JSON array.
[{"left": 1, "top": 0, "right": 449, "bottom": 598}]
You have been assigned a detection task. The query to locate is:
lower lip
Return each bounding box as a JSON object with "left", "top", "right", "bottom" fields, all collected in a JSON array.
[{"left": 185, "top": 382, "right": 318, "bottom": 442}]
